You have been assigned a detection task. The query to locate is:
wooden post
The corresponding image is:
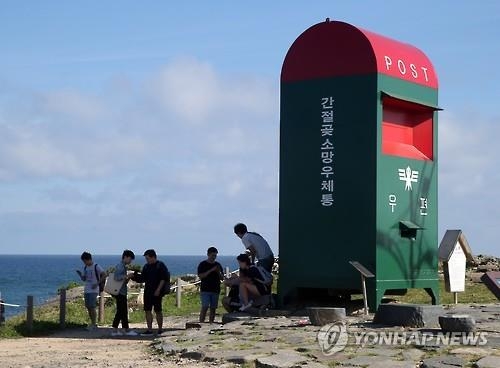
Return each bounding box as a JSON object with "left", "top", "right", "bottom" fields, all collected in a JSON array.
[
  {"left": 98, "top": 292, "right": 105, "bottom": 324},
  {"left": 176, "top": 278, "right": 182, "bottom": 308},
  {"left": 349, "top": 261, "right": 374, "bottom": 315},
  {"left": 26, "top": 295, "right": 34, "bottom": 334},
  {"left": 59, "top": 289, "right": 66, "bottom": 328},
  {"left": 225, "top": 266, "right": 230, "bottom": 296},
  {"left": 0, "top": 291, "right": 4, "bottom": 326},
  {"left": 454, "top": 292, "right": 458, "bottom": 304},
  {"left": 361, "top": 275, "right": 369, "bottom": 316}
]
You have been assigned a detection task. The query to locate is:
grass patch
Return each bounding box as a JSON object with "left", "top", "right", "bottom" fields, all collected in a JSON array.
[
  {"left": 0, "top": 286, "right": 208, "bottom": 339},
  {"left": 392, "top": 280, "right": 497, "bottom": 304},
  {"left": 350, "top": 279, "right": 496, "bottom": 304},
  {"left": 2, "top": 277, "right": 496, "bottom": 339}
]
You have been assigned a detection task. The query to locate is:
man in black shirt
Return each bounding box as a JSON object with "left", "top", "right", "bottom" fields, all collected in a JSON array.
[
  {"left": 137, "top": 249, "right": 169, "bottom": 335},
  {"left": 197, "top": 247, "right": 224, "bottom": 323}
]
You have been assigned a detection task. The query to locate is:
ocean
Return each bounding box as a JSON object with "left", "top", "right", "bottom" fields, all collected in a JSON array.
[{"left": 0, "top": 254, "right": 239, "bottom": 320}]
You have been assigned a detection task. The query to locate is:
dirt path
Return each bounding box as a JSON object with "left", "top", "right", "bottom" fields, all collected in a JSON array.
[{"left": 0, "top": 323, "right": 207, "bottom": 368}]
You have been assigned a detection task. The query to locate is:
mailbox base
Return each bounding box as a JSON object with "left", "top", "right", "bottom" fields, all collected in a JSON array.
[
  {"left": 277, "top": 280, "right": 440, "bottom": 313},
  {"left": 369, "top": 280, "right": 440, "bottom": 312}
]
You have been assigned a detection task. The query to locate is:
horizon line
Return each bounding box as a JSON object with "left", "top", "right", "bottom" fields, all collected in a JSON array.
[{"left": 0, "top": 253, "right": 241, "bottom": 257}]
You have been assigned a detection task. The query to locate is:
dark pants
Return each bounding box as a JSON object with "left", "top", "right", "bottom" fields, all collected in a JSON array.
[
  {"left": 257, "top": 254, "right": 274, "bottom": 273},
  {"left": 112, "top": 294, "right": 129, "bottom": 329}
]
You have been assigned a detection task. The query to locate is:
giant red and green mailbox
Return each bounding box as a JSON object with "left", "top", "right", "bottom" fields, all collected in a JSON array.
[{"left": 278, "top": 20, "right": 440, "bottom": 311}]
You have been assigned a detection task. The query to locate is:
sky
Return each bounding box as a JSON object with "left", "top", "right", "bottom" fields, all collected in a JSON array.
[{"left": 0, "top": 1, "right": 499, "bottom": 256}]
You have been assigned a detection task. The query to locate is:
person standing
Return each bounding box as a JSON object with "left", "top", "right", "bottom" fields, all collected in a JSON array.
[
  {"left": 111, "top": 250, "right": 138, "bottom": 337},
  {"left": 233, "top": 223, "right": 275, "bottom": 272},
  {"left": 197, "top": 247, "right": 224, "bottom": 324},
  {"left": 135, "top": 249, "right": 169, "bottom": 335},
  {"left": 76, "top": 252, "right": 106, "bottom": 330}
]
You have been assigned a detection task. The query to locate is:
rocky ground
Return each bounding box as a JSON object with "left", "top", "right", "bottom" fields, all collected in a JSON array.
[
  {"left": 0, "top": 303, "right": 499, "bottom": 368},
  {"left": 468, "top": 255, "right": 500, "bottom": 273},
  {"left": 153, "top": 303, "right": 500, "bottom": 368}
]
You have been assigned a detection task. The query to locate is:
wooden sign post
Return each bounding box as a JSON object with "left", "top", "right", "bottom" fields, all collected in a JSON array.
[{"left": 349, "top": 261, "right": 375, "bottom": 315}]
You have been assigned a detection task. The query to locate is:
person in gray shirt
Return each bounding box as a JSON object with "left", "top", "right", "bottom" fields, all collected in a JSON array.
[
  {"left": 111, "top": 250, "right": 138, "bottom": 336},
  {"left": 234, "top": 223, "right": 274, "bottom": 272}
]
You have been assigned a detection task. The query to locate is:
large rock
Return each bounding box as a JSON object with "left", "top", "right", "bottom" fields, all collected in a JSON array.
[
  {"left": 180, "top": 350, "right": 206, "bottom": 361},
  {"left": 157, "top": 343, "right": 187, "bottom": 356},
  {"left": 342, "top": 355, "right": 392, "bottom": 366},
  {"left": 450, "top": 347, "right": 490, "bottom": 356},
  {"left": 439, "top": 314, "right": 476, "bottom": 333},
  {"left": 401, "top": 348, "right": 425, "bottom": 362},
  {"left": 255, "top": 351, "right": 307, "bottom": 368},
  {"left": 368, "top": 361, "right": 416, "bottom": 368},
  {"left": 307, "top": 307, "right": 346, "bottom": 326},
  {"left": 226, "top": 353, "right": 268, "bottom": 365},
  {"left": 421, "top": 355, "right": 465, "bottom": 368},
  {"left": 373, "top": 303, "right": 444, "bottom": 327},
  {"left": 474, "top": 356, "right": 500, "bottom": 368}
]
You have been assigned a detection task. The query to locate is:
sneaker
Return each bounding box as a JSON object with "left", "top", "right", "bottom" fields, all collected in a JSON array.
[
  {"left": 125, "top": 330, "right": 138, "bottom": 336},
  {"left": 157, "top": 329, "right": 164, "bottom": 335},
  {"left": 111, "top": 331, "right": 123, "bottom": 337},
  {"left": 85, "top": 324, "right": 97, "bottom": 331},
  {"left": 239, "top": 300, "right": 253, "bottom": 312},
  {"left": 141, "top": 330, "right": 154, "bottom": 336}
]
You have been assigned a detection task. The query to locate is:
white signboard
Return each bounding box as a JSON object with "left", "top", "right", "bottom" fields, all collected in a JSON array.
[{"left": 445, "top": 242, "right": 466, "bottom": 292}]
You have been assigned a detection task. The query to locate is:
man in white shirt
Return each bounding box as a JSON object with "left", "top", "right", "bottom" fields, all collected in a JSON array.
[
  {"left": 234, "top": 223, "right": 274, "bottom": 272},
  {"left": 76, "top": 251, "right": 106, "bottom": 331}
]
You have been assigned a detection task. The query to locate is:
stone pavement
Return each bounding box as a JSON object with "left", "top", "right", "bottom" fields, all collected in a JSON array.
[{"left": 153, "top": 303, "right": 500, "bottom": 368}]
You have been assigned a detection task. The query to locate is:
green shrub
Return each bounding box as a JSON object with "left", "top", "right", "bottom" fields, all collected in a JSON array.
[{"left": 58, "top": 281, "right": 82, "bottom": 293}]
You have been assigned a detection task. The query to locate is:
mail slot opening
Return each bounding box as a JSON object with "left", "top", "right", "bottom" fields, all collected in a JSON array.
[
  {"left": 399, "top": 220, "right": 423, "bottom": 240},
  {"left": 382, "top": 96, "right": 434, "bottom": 161}
]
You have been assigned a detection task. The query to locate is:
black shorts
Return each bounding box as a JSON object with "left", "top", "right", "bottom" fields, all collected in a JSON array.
[
  {"left": 255, "top": 282, "right": 270, "bottom": 296},
  {"left": 143, "top": 294, "right": 163, "bottom": 312}
]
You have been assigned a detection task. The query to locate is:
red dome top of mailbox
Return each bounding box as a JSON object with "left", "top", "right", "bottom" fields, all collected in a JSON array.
[{"left": 282, "top": 20, "right": 438, "bottom": 88}]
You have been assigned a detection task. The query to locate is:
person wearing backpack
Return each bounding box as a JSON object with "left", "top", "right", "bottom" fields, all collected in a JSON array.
[
  {"left": 135, "top": 249, "right": 169, "bottom": 336},
  {"left": 197, "top": 246, "right": 224, "bottom": 324},
  {"left": 76, "top": 251, "right": 106, "bottom": 331},
  {"left": 236, "top": 253, "right": 271, "bottom": 312},
  {"left": 234, "top": 223, "right": 275, "bottom": 273},
  {"left": 111, "top": 250, "right": 138, "bottom": 337}
]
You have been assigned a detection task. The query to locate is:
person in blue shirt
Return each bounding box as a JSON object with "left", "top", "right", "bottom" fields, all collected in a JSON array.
[{"left": 111, "top": 250, "right": 137, "bottom": 337}]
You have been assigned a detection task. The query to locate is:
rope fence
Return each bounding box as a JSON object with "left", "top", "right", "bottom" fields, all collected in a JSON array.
[
  {"left": 0, "top": 294, "right": 38, "bottom": 331},
  {"left": 0, "top": 266, "right": 243, "bottom": 332}
]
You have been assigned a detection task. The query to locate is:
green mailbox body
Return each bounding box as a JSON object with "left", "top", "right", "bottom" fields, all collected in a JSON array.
[{"left": 278, "top": 20, "right": 440, "bottom": 311}]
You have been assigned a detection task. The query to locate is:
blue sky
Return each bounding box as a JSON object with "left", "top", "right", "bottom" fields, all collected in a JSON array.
[{"left": 0, "top": 1, "right": 499, "bottom": 256}]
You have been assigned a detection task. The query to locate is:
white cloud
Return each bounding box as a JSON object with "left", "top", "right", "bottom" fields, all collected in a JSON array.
[
  {"left": 158, "top": 199, "right": 202, "bottom": 218},
  {"left": 0, "top": 57, "right": 279, "bottom": 255},
  {"left": 226, "top": 180, "right": 243, "bottom": 197},
  {"left": 42, "top": 89, "right": 107, "bottom": 122},
  {"left": 2, "top": 59, "right": 498, "bottom": 257},
  {"left": 151, "top": 57, "right": 275, "bottom": 124},
  {"left": 439, "top": 112, "right": 497, "bottom": 196},
  {"left": 0, "top": 123, "right": 147, "bottom": 179},
  {"left": 153, "top": 58, "right": 219, "bottom": 123},
  {"left": 438, "top": 111, "right": 500, "bottom": 253}
]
